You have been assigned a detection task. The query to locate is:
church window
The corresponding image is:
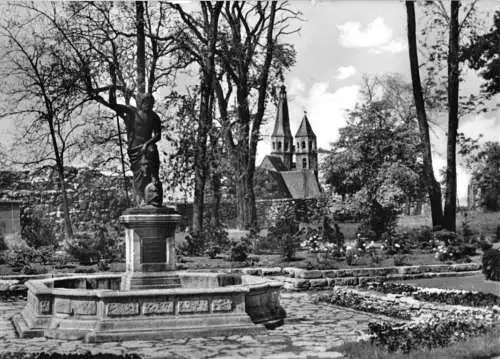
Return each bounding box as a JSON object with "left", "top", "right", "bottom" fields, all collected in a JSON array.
[
  {"left": 301, "top": 141, "right": 306, "bottom": 149},
  {"left": 303, "top": 158, "right": 307, "bottom": 169},
  {"left": 272, "top": 142, "right": 275, "bottom": 150},
  {"left": 309, "top": 140, "right": 313, "bottom": 150},
  {"left": 277, "top": 141, "right": 282, "bottom": 150},
  {"left": 284, "top": 141, "right": 288, "bottom": 151}
]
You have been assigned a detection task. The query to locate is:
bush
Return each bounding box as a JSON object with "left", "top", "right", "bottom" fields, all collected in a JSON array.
[
  {"left": 268, "top": 216, "right": 299, "bottom": 260},
  {"left": 6, "top": 246, "right": 42, "bottom": 269},
  {"left": 368, "top": 319, "right": 492, "bottom": 353},
  {"left": 482, "top": 248, "right": 500, "bottom": 281},
  {"left": 230, "top": 241, "right": 248, "bottom": 262},
  {"left": 407, "top": 226, "right": 434, "bottom": 250},
  {"left": 495, "top": 225, "right": 500, "bottom": 243},
  {"left": 433, "top": 230, "right": 476, "bottom": 261},
  {"left": 280, "top": 233, "right": 299, "bottom": 261},
  {"left": 20, "top": 207, "right": 57, "bottom": 248},
  {"left": 383, "top": 231, "right": 412, "bottom": 255},
  {"left": 63, "top": 224, "right": 120, "bottom": 265},
  {"left": 180, "top": 223, "right": 230, "bottom": 257}
]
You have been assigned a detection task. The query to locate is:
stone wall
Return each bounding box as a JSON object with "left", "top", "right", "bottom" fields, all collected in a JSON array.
[
  {"left": 0, "top": 200, "right": 22, "bottom": 247},
  {"left": 0, "top": 168, "right": 132, "bottom": 239}
]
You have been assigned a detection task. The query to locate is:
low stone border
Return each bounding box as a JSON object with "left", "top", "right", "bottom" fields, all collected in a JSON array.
[
  {"left": 0, "top": 263, "right": 482, "bottom": 294},
  {"left": 236, "top": 263, "right": 482, "bottom": 291}
]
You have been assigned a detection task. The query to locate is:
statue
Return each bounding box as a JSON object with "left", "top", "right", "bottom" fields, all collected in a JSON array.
[{"left": 115, "top": 93, "right": 162, "bottom": 207}]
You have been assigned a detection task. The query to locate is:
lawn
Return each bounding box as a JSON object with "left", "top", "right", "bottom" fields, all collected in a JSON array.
[
  {"left": 398, "top": 210, "right": 500, "bottom": 238},
  {"left": 398, "top": 274, "right": 500, "bottom": 295}
]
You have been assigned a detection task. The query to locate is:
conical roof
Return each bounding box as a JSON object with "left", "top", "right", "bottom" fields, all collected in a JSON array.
[
  {"left": 295, "top": 112, "right": 316, "bottom": 138},
  {"left": 272, "top": 85, "right": 292, "bottom": 138}
]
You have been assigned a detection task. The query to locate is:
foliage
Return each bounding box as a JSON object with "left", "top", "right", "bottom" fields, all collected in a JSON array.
[
  {"left": 63, "top": 224, "right": 122, "bottom": 265},
  {"left": 338, "top": 328, "right": 500, "bottom": 359},
  {"left": 20, "top": 207, "right": 57, "bottom": 248},
  {"left": 322, "top": 75, "right": 425, "bottom": 239},
  {"left": 382, "top": 231, "right": 412, "bottom": 255},
  {"left": 406, "top": 226, "right": 434, "bottom": 250},
  {"left": 433, "top": 229, "right": 476, "bottom": 261},
  {"left": 466, "top": 142, "right": 500, "bottom": 211},
  {"left": 462, "top": 11, "right": 500, "bottom": 98},
  {"left": 5, "top": 246, "right": 55, "bottom": 270},
  {"left": 267, "top": 200, "right": 300, "bottom": 260},
  {"left": 230, "top": 241, "right": 248, "bottom": 262},
  {"left": 365, "top": 281, "right": 500, "bottom": 307},
  {"left": 180, "top": 223, "right": 230, "bottom": 257},
  {"left": 368, "top": 319, "right": 492, "bottom": 353},
  {"left": 496, "top": 225, "right": 500, "bottom": 243},
  {"left": 482, "top": 248, "right": 500, "bottom": 281}
]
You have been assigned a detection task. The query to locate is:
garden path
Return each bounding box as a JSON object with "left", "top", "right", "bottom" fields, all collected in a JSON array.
[{"left": 0, "top": 291, "right": 396, "bottom": 358}]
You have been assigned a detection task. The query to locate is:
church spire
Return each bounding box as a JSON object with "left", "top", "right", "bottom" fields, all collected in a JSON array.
[{"left": 271, "top": 85, "right": 293, "bottom": 170}]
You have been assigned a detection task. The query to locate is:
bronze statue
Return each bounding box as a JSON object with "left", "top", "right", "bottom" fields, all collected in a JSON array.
[{"left": 114, "top": 93, "right": 162, "bottom": 207}]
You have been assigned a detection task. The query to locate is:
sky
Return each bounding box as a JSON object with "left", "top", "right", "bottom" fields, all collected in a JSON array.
[
  {"left": 255, "top": 0, "right": 500, "bottom": 205},
  {"left": 1, "top": 1, "right": 498, "bottom": 204}
]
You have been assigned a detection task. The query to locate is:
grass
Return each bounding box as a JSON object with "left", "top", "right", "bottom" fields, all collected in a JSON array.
[
  {"left": 338, "top": 327, "right": 500, "bottom": 359},
  {"left": 398, "top": 274, "right": 500, "bottom": 295},
  {"left": 398, "top": 211, "right": 500, "bottom": 238}
]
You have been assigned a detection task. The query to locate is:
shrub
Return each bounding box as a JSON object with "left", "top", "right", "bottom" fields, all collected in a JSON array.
[
  {"left": 345, "top": 247, "right": 358, "bottom": 266},
  {"left": 181, "top": 223, "right": 230, "bottom": 257},
  {"left": 433, "top": 230, "right": 476, "bottom": 261},
  {"left": 20, "top": 207, "right": 57, "bottom": 248},
  {"left": 230, "top": 241, "right": 248, "bottom": 262},
  {"left": 482, "top": 248, "right": 500, "bottom": 281},
  {"left": 407, "top": 226, "right": 434, "bottom": 250},
  {"left": 280, "top": 233, "right": 299, "bottom": 261},
  {"left": 6, "top": 246, "right": 41, "bottom": 269},
  {"left": 63, "top": 224, "right": 120, "bottom": 265},
  {"left": 0, "top": 233, "right": 7, "bottom": 251},
  {"left": 495, "top": 225, "right": 500, "bottom": 243},
  {"left": 382, "top": 231, "right": 412, "bottom": 255},
  {"left": 368, "top": 319, "right": 492, "bottom": 353},
  {"left": 268, "top": 216, "right": 299, "bottom": 260},
  {"left": 206, "top": 246, "right": 221, "bottom": 259}
]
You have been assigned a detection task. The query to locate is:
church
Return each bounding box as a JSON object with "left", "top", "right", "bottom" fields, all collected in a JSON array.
[{"left": 255, "top": 85, "right": 322, "bottom": 200}]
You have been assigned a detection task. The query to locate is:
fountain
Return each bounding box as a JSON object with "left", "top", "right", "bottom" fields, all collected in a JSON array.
[
  {"left": 12, "top": 89, "right": 285, "bottom": 342},
  {"left": 12, "top": 205, "right": 285, "bottom": 342}
]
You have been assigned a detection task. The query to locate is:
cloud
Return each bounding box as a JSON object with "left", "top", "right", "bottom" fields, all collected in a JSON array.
[
  {"left": 337, "top": 17, "right": 407, "bottom": 54},
  {"left": 335, "top": 65, "right": 357, "bottom": 80}
]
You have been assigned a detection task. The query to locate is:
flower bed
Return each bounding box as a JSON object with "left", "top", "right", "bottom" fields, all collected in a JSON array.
[
  {"left": 368, "top": 319, "right": 495, "bottom": 353},
  {"left": 361, "top": 281, "right": 500, "bottom": 307},
  {"left": 317, "top": 286, "right": 500, "bottom": 353}
]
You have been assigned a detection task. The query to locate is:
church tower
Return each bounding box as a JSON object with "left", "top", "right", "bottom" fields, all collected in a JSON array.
[
  {"left": 295, "top": 111, "right": 318, "bottom": 175},
  {"left": 271, "top": 85, "right": 293, "bottom": 170}
]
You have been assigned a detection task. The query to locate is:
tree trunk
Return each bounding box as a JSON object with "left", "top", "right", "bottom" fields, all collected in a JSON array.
[
  {"left": 135, "top": 1, "right": 146, "bottom": 93},
  {"left": 443, "top": 1, "right": 461, "bottom": 232},
  {"left": 46, "top": 115, "right": 73, "bottom": 239},
  {"left": 192, "top": 80, "right": 210, "bottom": 233},
  {"left": 210, "top": 171, "right": 221, "bottom": 227},
  {"left": 191, "top": 4, "right": 222, "bottom": 233},
  {"left": 406, "top": 1, "right": 443, "bottom": 229}
]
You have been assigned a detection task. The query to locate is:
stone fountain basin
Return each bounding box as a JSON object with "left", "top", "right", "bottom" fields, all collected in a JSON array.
[{"left": 13, "top": 272, "right": 286, "bottom": 342}]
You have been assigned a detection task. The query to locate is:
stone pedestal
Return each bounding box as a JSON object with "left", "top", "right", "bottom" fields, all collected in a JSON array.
[{"left": 120, "top": 207, "right": 181, "bottom": 290}]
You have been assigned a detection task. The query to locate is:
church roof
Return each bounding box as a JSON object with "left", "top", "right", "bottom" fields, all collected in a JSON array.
[
  {"left": 272, "top": 85, "right": 293, "bottom": 138},
  {"left": 260, "top": 155, "right": 288, "bottom": 172},
  {"left": 280, "top": 170, "right": 321, "bottom": 199},
  {"left": 254, "top": 167, "right": 291, "bottom": 200},
  {"left": 295, "top": 113, "right": 316, "bottom": 138}
]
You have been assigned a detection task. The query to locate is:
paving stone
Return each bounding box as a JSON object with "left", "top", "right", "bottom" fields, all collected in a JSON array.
[{"left": 0, "top": 291, "right": 396, "bottom": 358}]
